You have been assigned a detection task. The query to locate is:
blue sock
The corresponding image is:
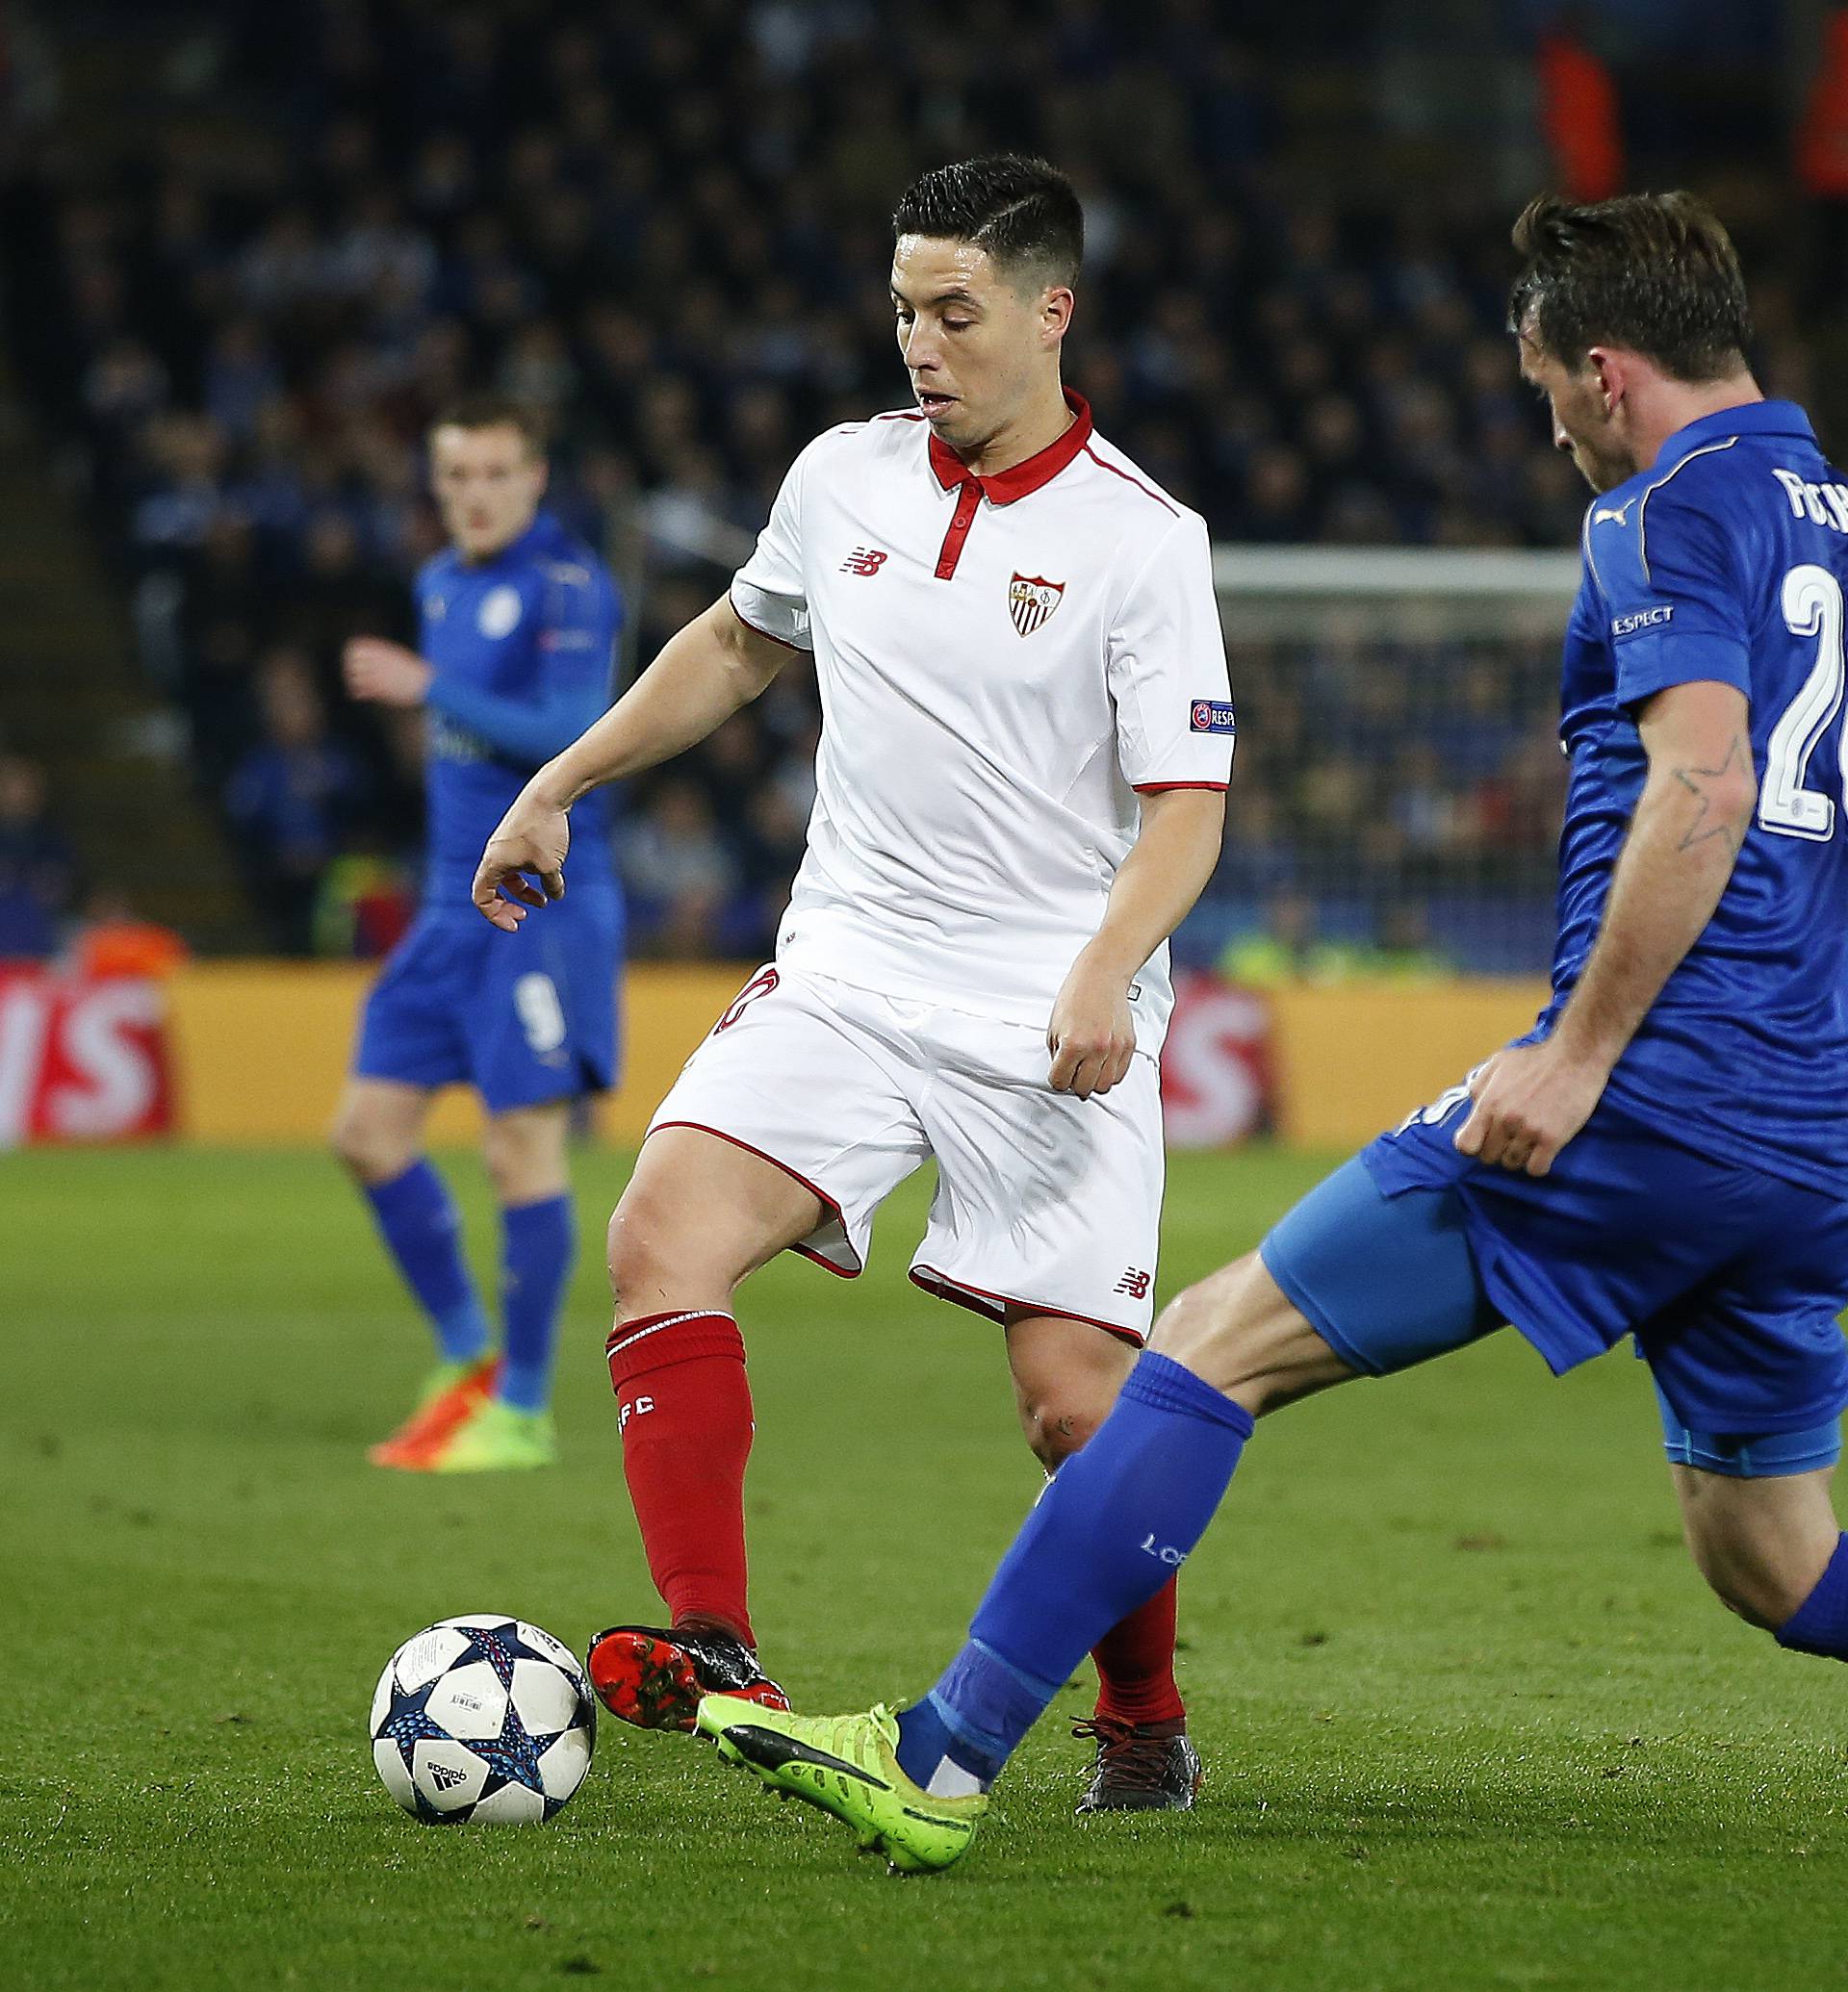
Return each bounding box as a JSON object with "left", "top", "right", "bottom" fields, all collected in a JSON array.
[
  {"left": 1777, "top": 1534, "right": 1848, "bottom": 1657},
  {"left": 895, "top": 1646, "right": 1050, "bottom": 1793},
  {"left": 363, "top": 1161, "right": 491, "bottom": 1365},
  {"left": 898, "top": 1352, "right": 1253, "bottom": 1793},
  {"left": 498, "top": 1193, "right": 576, "bottom": 1413}
]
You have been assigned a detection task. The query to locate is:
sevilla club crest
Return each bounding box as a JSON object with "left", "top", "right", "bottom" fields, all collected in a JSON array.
[{"left": 1008, "top": 573, "right": 1065, "bottom": 637}]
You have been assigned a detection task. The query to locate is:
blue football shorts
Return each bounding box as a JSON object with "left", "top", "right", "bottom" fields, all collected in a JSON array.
[
  {"left": 354, "top": 893, "right": 623, "bottom": 1114},
  {"left": 1258, "top": 1090, "right": 1848, "bottom": 1478}
]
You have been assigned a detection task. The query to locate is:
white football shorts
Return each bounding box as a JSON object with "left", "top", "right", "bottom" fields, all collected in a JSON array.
[{"left": 646, "top": 964, "right": 1165, "bottom": 1341}]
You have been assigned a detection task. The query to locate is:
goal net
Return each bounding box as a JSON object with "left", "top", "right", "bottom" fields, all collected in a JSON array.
[{"left": 1197, "top": 546, "right": 1582, "bottom": 983}]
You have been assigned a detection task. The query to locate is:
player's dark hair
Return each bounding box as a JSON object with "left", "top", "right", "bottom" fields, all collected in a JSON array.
[
  {"left": 892, "top": 155, "right": 1083, "bottom": 291},
  {"left": 1507, "top": 191, "right": 1752, "bottom": 383},
  {"left": 427, "top": 394, "right": 548, "bottom": 456}
]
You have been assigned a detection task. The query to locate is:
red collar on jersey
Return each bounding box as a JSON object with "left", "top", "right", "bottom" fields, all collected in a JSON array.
[{"left": 927, "top": 389, "right": 1093, "bottom": 504}]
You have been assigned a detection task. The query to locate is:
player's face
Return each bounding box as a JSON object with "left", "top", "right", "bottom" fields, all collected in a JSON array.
[
  {"left": 1517, "top": 329, "right": 1636, "bottom": 494},
  {"left": 890, "top": 236, "right": 1069, "bottom": 458},
  {"left": 428, "top": 423, "right": 548, "bottom": 560}
]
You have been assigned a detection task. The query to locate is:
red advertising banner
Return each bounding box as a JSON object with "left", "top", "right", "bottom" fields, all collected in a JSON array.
[
  {"left": 0, "top": 968, "right": 175, "bottom": 1146},
  {"left": 1160, "top": 971, "right": 1273, "bottom": 1148}
]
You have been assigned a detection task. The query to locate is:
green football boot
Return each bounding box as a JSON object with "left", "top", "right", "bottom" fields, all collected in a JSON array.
[
  {"left": 431, "top": 1398, "right": 556, "bottom": 1473},
  {"left": 696, "top": 1697, "right": 986, "bottom": 1875}
]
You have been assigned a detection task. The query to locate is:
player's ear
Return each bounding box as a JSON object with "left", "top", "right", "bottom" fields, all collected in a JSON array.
[
  {"left": 1586, "top": 345, "right": 1627, "bottom": 419},
  {"left": 1041, "top": 285, "right": 1075, "bottom": 347}
]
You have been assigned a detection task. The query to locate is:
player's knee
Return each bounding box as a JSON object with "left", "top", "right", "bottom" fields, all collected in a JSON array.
[
  {"left": 482, "top": 1120, "right": 564, "bottom": 1207},
  {"left": 1152, "top": 1256, "right": 1277, "bottom": 1409},
  {"left": 605, "top": 1201, "right": 664, "bottom": 1310},
  {"left": 1016, "top": 1387, "right": 1109, "bottom": 1470},
  {"left": 329, "top": 1102, "right": 411, "bottom": 1186},
  {"left": 1688, "top": 1536, "right": 1810, "bottom": 1631},
  {"left": 1152, "top": 1250, "right": 1348, "bottom": 1417},
  {"left": 1696, "top": 1558, "right": 1791, "bottom": 1631},
  {"left": 604, "top": 1191, "right": 719, "bottom": 1315}
]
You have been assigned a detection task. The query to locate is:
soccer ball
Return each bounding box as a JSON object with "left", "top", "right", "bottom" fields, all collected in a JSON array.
[{"left": 370, "top": 1614, "right": 596, "bottom": 1824}]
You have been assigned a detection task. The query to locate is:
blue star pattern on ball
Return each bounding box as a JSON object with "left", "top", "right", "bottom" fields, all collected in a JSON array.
[
  {"left": 376, "top": 1678, "right": 458, "bottom": 1822},
  {"left": 449, "top": 1617, "right": 544, "bottom": 1689},
  {"left": 469, "top": 1704, "right": 551, "bottom": 1804}
]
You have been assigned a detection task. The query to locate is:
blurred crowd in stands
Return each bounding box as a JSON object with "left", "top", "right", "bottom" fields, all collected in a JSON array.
[
  {"left": 0, "top": 753, "right": 77, "bottom": 958},
  {"left": 0, "top": 1, "right": 1828, "bottom": 960}
]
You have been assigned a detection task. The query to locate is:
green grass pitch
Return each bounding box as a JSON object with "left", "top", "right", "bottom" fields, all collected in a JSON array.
[{"left": 6, "top": 1141, "right": 1846, "bottom": 1990}]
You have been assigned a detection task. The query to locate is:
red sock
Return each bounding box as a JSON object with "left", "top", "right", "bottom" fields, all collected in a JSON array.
[
  {"left": 606, "top": 1310, "right": 756, "bottom": 1648},
  {"left": 1091, "top": 1577, "right": 1186, "bottom": 1727}
]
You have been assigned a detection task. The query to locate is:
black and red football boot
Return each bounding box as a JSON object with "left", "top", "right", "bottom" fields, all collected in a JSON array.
[
  {"left": 1071, "top": 1716, "right": 1204, "bottom": 1813},
  {"left": 586, "top": 1620, "right": 789, "bottom": 1733}
]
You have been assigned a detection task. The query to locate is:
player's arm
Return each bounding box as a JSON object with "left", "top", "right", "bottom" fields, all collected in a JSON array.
[
  {"left": 1057, "top": 509, "right": 1234, "bottom": 1099},
  {"left": 347, "top": 634, "right": 602, "bottom": 761},
  {"left": 472, "top": 597, "right": 793, "bottom": 928},
  {"left": 346, "top": 587, "right": 608, "bottom": 767},
  {"left": 1048, "top": 785, "right": 1226, "bottom": 1100},
  {"left": 1456, "top": 677, "right": 1755, "bottom": 1174},
  {"left": 344, "top": 636, "right": 433, "bottom": 707}
]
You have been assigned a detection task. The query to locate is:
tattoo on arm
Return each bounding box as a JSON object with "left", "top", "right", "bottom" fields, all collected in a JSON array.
[{"left": 1670, "top": 732, "right": 1752, "bottom": 856}]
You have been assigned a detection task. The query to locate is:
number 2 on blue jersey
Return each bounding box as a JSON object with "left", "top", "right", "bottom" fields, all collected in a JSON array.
[{"left": 1759, "top": 562, "right": 1848, "bottom": 842}]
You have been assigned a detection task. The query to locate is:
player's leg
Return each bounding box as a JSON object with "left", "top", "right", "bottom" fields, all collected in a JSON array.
[
  {"left": 432, "top": 1101, "right": 575, "bottom": 1472},
  {"left": 698, "top": 1239, "right": 1378, "bottom": 1870},
  {"left": 429, "top": 901, "right": 622, "bottom": 1471},
  {"left": 1646, "top": 1187, "right": 1848, "bottom": 1663},
  {"left": 911, "top": 1029, "right": 1199, "bottom": 1802},
  {"left": 1670, "top": 1451, "right": 1841, "bottom": 1630},
  {"left": 339, "top": 916, "right": 496, "bottom": 1464},
  {"left": 591, "top": 970, "right": 930, "bottom": 1730},
  {"left": 329, "top": 1074, "right": 435, "bottom": 1188},
  {"left": 924, "top": 1168, "right": 1500, "bottom": 1752},
  {"left": 330, "top": 1074, "right": 498, "bottom": 1464},
  {"left": 1670, "top": 1422, "right": 1848, "bottom": 1664},
  {"left": 706, "top": 1156, "right": 1502, "bottom": 1852},
  {"left": 887, "top": 1249, "right": 1349, "bottom": 1795},
  {"left": 894, "top": 1031, "right": 1373, "bottom": 1813},
  {"left": 587, "top": 1125, "right": 836, "bottom": 1727},
  {"left": 1005, "top": 1312, "right": 1196, "bottom": 1809}
]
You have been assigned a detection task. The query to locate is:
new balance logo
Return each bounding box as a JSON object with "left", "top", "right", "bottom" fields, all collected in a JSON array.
[
  {"left": 1115, "top": 1268, "right": 1151, "bottom": 1299},
  {"left": 840, "top": 547, "right": 888, "bottom": 575}
]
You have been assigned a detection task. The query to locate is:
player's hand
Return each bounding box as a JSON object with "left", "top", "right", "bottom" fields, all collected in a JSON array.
[
  {"left": 1047, "top": 949, "right": 1137, "bottom": 1101},
  {"left": 343, "top": 637, "right": 434, "bottom": 707},
  {"left": 473, "top": 788, "right": 570, "bottom": 932},
  {"left": 1451, "top": 1039, "right": 1609, "bottom": 1177}
]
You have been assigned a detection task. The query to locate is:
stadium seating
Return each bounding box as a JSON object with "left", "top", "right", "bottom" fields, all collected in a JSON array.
[{"left": 0, "top": 4, "right": 1824, "bottom": 960}]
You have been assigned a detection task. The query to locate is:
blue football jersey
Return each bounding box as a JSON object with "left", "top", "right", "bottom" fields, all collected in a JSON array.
[
  {"left": 1550, "top": 399, "right": 1848, "bottom": 1193},
  {"left": 416, "top": 510, "right": 621, "bottom": 910}
]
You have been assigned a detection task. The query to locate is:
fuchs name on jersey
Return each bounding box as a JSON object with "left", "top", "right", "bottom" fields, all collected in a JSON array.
[{"left": 1771, "top": 468, "right": 1848, "bottom": 534}]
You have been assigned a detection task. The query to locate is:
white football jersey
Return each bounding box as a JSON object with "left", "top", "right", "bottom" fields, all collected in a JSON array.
[{"left": 730, "top": 392, "right": 1234, "bottom": 1053}]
